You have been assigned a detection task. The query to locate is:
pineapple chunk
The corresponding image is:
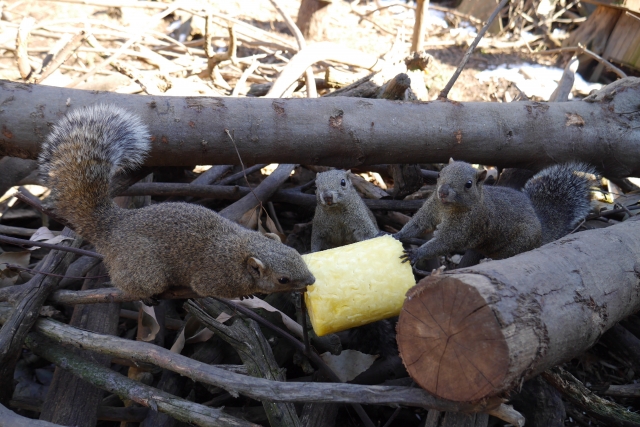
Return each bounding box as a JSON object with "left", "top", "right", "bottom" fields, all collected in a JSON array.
[{"left": 302, "top": 235, "right": 415, "bottom": 336}]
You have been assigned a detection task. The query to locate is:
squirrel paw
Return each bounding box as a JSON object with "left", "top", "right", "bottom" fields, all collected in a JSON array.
[
  {"left": 239, "top": 294, "right": 255, "bottom": 301},
  {"left": 141, "top": 296, "right": 160, "bottom": 306},
  {"left": 400, "top": 248, "right": 421, "bottom": 265}
]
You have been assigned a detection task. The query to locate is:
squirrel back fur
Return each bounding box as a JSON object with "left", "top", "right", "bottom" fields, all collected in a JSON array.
[
  {"left": 394, "top": 160, "right": 594, "bottom": 264},
  {"left": 39, "top": 105, "right": 315, "bottom": 300}
]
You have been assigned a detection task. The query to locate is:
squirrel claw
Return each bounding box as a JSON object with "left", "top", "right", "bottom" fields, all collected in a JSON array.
[
  {"left": 239, "top": 294, "right": 255, "bottom": 301},
  {"left": 400, "top": 249, "right": 417, "bottom": 264}
]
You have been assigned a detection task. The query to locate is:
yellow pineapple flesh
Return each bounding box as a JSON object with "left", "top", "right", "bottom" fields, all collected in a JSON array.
[{"left": 302, "top": 235, "right": 416, "bottom": 336}]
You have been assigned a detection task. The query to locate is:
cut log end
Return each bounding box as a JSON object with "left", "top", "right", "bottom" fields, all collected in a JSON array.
[{"left": 397, "top": 276, "right": 509, "bottom": 402}]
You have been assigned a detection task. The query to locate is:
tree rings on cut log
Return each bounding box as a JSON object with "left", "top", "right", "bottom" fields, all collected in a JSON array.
[{"left": 397, "top": 275, "right": 509, "bottom": 402}]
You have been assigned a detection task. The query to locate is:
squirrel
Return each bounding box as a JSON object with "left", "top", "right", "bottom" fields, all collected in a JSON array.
[
  {"left": 311, "top": 170, "right": 397, "bottom": 357},
  {"left": 394, "top": 159, "right": 595, "bottom": 265},
  {"left": 38, "top": 104, "right": 315, "bottom": 301},
  {"left": 311, "top": 169, "right": 379, "bottom": 252}
]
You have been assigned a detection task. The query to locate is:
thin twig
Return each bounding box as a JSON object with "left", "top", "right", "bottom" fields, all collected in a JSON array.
[
  {"left": 223, "top": 129, "right": 265, "bottom": 215},
  {"left": 300, "top": 293, "right": 311, "bottom": 356},
  {"left": 216, "top": 164, "right": 268, "bottom": 185},
  {"left": 628, "top": 11, "right": 640, "bottom": 23},
  {"left": 0, "top": 263, "right": 108, "bottom": 280},
  {"left": 0, "top": 235, "right": 102, "bottom": 259},
  {"left": 231, "top": 60, "right": 260, "bottom": 97},
  {"left": 535, "top": 45, "right": 627, "bottom": 78},
  {"left": 359, "top": 2, "right": 484, "bottom": 26},
  {"left": 438, "top": 0, "right": 511, "bottom": 99},
  {"left": 14, "top": 188, "right": 71, "bottom": 228}
]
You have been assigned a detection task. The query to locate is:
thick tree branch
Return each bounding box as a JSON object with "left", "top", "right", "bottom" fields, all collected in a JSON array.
[
  {"left": 397, "top": 217, "right": 640, "bottom": 402},
  {"left": 1, "top": 79, "right": 639, "bottom": 178}
]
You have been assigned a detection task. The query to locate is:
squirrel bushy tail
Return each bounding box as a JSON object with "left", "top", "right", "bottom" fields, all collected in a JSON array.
[
  {"left": 38, "top": 105, "right": 150, "bottom": 240},
  {"left": 524, "top": 162, "right": 595, "bottom": 244}
]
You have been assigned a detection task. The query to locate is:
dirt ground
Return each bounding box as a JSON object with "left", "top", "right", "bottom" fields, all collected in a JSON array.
[{"left": 0, "top": 0, "right": 569, "bottom": 102}]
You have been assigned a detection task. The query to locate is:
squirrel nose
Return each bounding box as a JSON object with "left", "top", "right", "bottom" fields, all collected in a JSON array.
[
  {"left": 438, "top": 186, "right": 449, "bottom": 199},
  {"left": 323, "top": 193, "right": 334, "bottom": 205}
]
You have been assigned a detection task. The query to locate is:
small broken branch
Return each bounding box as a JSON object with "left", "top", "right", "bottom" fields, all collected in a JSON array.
[
  {"left": 219, "top": 164, "right": 297, "bottom": 222},
  {"left": 0, "top": 234, "right": 101, "bottom": 259},
  {"left": 542, "top": 367, "right": 640, "bottom": 426},
  {"left": 536, "top": 44, "right": 627, "bottom": 79}
]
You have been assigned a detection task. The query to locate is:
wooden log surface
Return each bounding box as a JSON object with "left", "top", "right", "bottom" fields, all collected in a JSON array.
[
  {"left": 1, "top": 78, "right": 640, "bottom": 178},
  {"left": 396, "top": 216, "right": 640, "bottom": 403}
]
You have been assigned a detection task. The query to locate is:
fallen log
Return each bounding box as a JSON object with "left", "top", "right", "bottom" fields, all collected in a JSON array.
[
  {"left": 396, "top": 216, "right": 640, "bottom": 403},
  {"left": 1, "top": 78, "right": 639, "bottom": 178}
]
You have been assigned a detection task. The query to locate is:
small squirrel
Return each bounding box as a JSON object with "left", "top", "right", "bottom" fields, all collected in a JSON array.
[
  {"left": 311, "top": 170, "right": 379, "bottom": 252},
  {"left": 38, "top": 104, "right": 315, "bottom": 301},
  {"left": 394, "top": 159, "right": 595, "bottom": 264},
  {"left": 311, "top": 170, "right": 396, "bottom": 357}
]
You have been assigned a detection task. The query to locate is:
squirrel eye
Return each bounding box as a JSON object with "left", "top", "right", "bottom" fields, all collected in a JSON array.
[
  {"left": 278, "top": 277, "right": 290, "bottom": 285},
  {"left": 340, "top": 179, "right": 346, "bottom": 187},
  {"left": 465, "top": 180, "right": 473, "bottom": 189}
]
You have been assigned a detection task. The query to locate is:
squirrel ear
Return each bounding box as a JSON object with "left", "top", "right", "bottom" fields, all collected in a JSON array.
[
  {"left": 449, "top": 158, "right": 455, "bottom": 164},
  {"left": 264, "top": 232, "right": 281, "bottom": 242},
  {"left": 247, "top": 257, "right": 266, "bottom": 278},
  {"left": 477, "top": 169, "right": 487, "bottom": 184}
]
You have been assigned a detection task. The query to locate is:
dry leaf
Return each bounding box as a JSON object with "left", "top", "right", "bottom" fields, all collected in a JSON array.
[
  {"left": 263, "top": 213, "right": 286, "bottom": 242},
  {"left": 232, "top": 297, "right": 304, "bottom": 339},
  {"left": 170, "top": 316, "right": 215, "bottom": 354},
  {"left": 238, "top": 206, "right": 260, "bottom": 230},
  {"left": 29, "top": 227, "right": 73, "bottom": 250},
  {"left": 320, "top": 350, "right": 378, "bottom": 382},
  {"left": 137, "top": 303, "right": 160, "bottom": 342},
  {"left": 0, "top": 251, "right": 31, "bottom": 287}
]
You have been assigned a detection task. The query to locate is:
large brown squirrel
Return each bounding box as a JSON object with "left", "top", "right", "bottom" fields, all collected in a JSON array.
[
  {"left": 38, "top": 105, "right": 315, "bottom": 301},
  {"left": 311, "top": 170, "right": 379, "bottom": 252},
  {"left": 394, "top": 159, "right": 595, "bottom": 264}
]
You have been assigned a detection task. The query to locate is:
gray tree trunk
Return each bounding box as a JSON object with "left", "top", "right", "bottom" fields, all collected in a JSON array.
[{"left": 1, "top": 78, "right": 639, "bottom": 178}]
